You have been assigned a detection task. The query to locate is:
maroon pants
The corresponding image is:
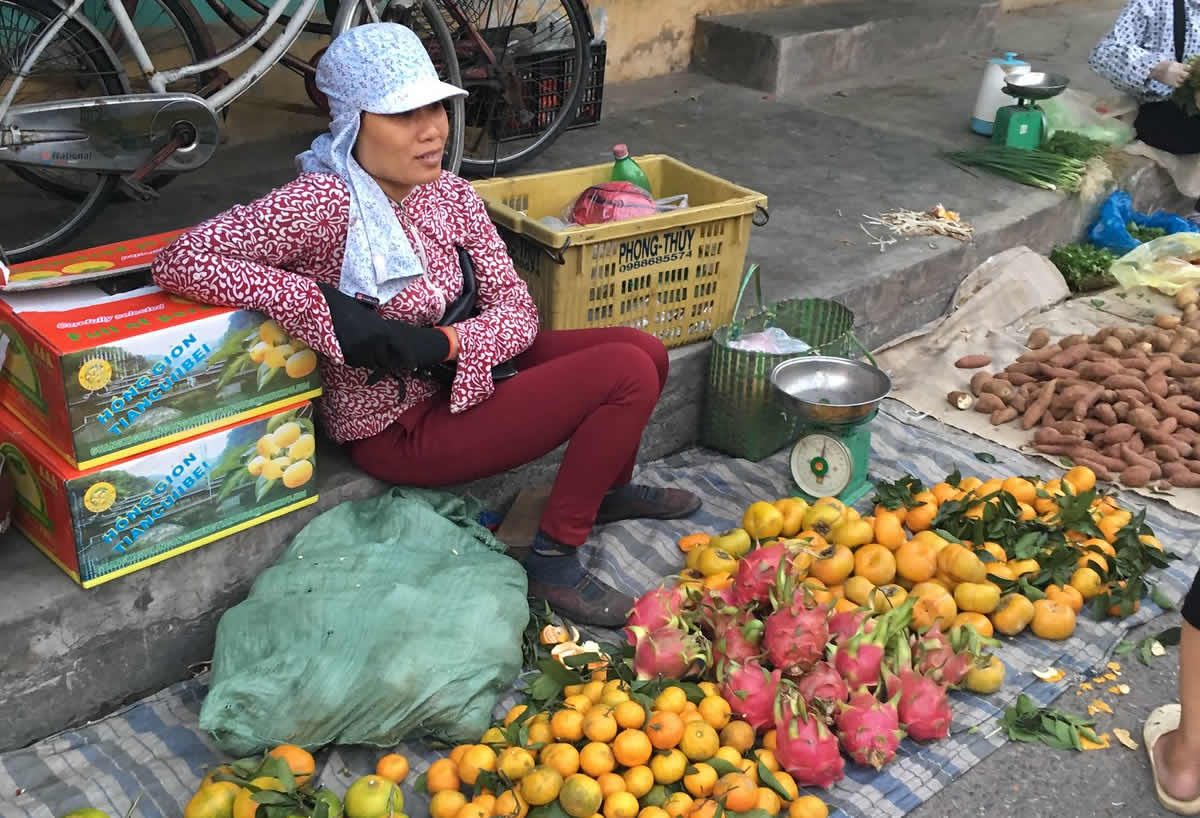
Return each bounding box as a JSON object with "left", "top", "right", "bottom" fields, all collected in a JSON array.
[{"left": 349, "top": 327, "right": 669, "bottom": 545}]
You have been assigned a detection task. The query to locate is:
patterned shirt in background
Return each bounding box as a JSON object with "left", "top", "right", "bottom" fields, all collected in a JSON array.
[
  {"left": 151, "top": 171, "right": 540, "bottom": 444},
  {"left": 1090, "top": 0, "right": 1200, "bottom": 101}
]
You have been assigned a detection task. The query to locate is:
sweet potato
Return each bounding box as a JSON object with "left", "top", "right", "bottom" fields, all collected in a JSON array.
[
  {"left": 1048, "top": 344, "right": 1092, "bottom": 369},
  {"left": 1147, "top": 373, "right": 1170, "bottom": 397},
  {"left": 1036, "top": 427, "right": 1080, "bottom": 446},
  {"left": 1009, "top": 391, "right": 1029, "bottom": 413},
  {"left": 970, "top": 371, "right": 993, "bottom": 397},
  {"left": 1142, "top": 416, "right": 1180, "bottom": 445},
  {"left": 1131, "top": 407, "right": 1162, "bottom": 432},
  {"left": 1005, "top": 371, "right": 1036, "bottom": 386},
  {"left": 991, "top": 407, "right": 1019, "bottom": 426},
  {"left": 981, "top": 380, "right": 1015, "bottom": 401},
  {"left": 1071, "top": 385, "right": 1105, "bottom": 421},
  {"left": 1150, "top": 444, "right": 1181, "bottom": 463},
  {"left": 1026, "top": 328, "right": 1051, "bottom": 349},
  {"left": 974, "top": 394, "right": 1005, "bottom": 414},
  {"left": 1178, "top": 285, "right": 1199, "bottom": 309},
  {"left": 1120, "top": 464, "right": 1154, "bottom": 487},
  {"left": 1164, "top": 462, "right": 1200, "bottom": 487},
  {"left": 1019, "top": 345, "right": 1063, "bottom": 363},
  {"left": 1147, "top": 355, "right": 1174, "bottom": 377},
  {"left": 1023, "top": 379, "right": 1058, "bottom": 430},
  {"left": 1156, "top": 314, "right": 1182, "bottom": 330},
  {"left": 1128, "top": 435, "right": 1146, "bottom": 453},
  {"left": 1091, "top": 402, "right": 1118, "bottom": 425},
  {"left": 1083, "top": 418, "right": 1109, "bottom": 436},
  {"left": 956, "top": 355, "right": 992, "bottom": 369},
  {"left": 1079, "top": 359, "right": 1123, "bottom": 380},
  {"left": 1006, "top": 361, "right": 1042, "bottom": 377},
  {"left": 1115, "top": 389, "right": 1148, "bottom": 408},
  {"left": 1113, "top": 401, "right": 1131, "bottom": 421},
  {"left": 1133, "top": 341, "right": 1155, "bottom": 355},
  {"left": 1096, "top": 423, "right": 1137, "bottom": 446},
  {"left": 1100, "top": 336, "right": 1125, "bottom": 356},
  {"left": 1170, "top": 336, "right": 1193, "bottom": 357},
  {"left": 1112, "top": 328, "right": 1138, "bottom": 346},
  {"left": 1168, "top": 357, "right": 1200, "bottom": 378},
  {"left": 1041, "top": 364, "right": 1081, "bottom": 380},
  {"left": 1105, "top": 374, "right": 1149, "bottom": 392},
  {"left": 1059, "top": 334, "right": 1088, "bottom": 348},
  {"left": 948, "top": 391, "right": 974, "bottom": 410},
  {"left": 1151, "top": 393, "right": 1200, "bottom": 427}
]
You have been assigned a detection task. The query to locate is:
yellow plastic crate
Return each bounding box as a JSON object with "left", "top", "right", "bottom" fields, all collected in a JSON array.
[{"left": 472, "top": 155, "right": 768, "bottom": 349}]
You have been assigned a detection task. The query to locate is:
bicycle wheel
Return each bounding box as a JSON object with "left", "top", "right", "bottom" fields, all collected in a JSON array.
[
  {"left": 0, "top": 0, "right": 124, "bottom": 262},
  {"left": 442, "top": 0, "right": 589, "bottom": 175},
  {"left": 330, "top": 0, "right": 465, "bottom": 174},
  {"left": 10, "top": 0, "right": 217, "bottom": 200}
]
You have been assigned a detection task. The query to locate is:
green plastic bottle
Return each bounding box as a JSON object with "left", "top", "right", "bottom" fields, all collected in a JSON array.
[{"left": 611, "top": 144, "right": 653, "bottom": 197}]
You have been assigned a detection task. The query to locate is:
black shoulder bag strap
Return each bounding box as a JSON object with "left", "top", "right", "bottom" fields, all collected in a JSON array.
[
  {"left": 425, "top": 245, "right": 519, "bottom": 386},
  {"left": 1176, "top": 0, "right": 1186, "bottom": 63}
]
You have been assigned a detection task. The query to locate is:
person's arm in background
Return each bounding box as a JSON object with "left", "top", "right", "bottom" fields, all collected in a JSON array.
[
  {"left": 1089, "top": 0, "right": 1185, "bottom": 99},
  {"left": 443, "top": 185, "right": 540, "bottom": 413}
]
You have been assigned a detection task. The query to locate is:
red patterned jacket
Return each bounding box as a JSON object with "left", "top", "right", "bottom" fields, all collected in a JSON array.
[{"left": 151, "top": 171, "right": 540, "bottom": 443}]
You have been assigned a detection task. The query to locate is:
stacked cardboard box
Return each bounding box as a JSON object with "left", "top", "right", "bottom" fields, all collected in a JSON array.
[{"left": 0, "top": 236, "right": 323, "bottom": 587}]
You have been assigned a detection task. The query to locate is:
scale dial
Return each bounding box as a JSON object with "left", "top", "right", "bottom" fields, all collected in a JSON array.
[{"left": 790, "top": 432, "right": 854, "bottom": 498}]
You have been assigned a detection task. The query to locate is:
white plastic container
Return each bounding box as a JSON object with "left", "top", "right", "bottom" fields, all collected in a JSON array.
[{"left": 971, "top": 52, "right": 1030, "bottom": 136}]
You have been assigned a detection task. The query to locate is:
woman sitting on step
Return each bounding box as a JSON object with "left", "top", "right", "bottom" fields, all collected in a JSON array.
[
  {"left": 151, "top": 23, "right": 700, "bottom": 628},
  {"left": 1089, "top": 0, "right": 1200, "bottom": 156}
]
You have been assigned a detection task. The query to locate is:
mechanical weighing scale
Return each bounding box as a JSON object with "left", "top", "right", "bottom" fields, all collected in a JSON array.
[
  {"left": 769, "top": 356, "right": 893, "bottom": 505},
  {"left": 991, "top": 72, "right": 1070, "bottom": 150}
]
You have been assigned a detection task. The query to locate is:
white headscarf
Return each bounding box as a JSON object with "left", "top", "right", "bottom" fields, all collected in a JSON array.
[{"left": 296, "top": 24, "right": 467, "bottom": 306}]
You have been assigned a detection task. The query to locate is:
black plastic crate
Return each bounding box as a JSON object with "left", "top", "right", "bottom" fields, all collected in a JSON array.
[{"left": 466, "top": 41, "right": 606, "bottom": 142}]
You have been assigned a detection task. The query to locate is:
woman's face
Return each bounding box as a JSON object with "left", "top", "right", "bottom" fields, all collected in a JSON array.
[{"left": 355, "top": 102, "right": 448, "bottom": 199}]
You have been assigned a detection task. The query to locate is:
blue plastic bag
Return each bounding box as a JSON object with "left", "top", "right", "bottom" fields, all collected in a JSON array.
[{"left": 1087, "top": 191, "right": 1199, "bottom": 255}]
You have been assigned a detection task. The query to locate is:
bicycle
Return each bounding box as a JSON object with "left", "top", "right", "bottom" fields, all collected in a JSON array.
[{"left": 1, "top": 0, "right": 591, "bottom": 263}]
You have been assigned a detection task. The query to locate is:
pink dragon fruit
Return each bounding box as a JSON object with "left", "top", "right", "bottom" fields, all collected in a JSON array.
[
  {"left": 833, "top": 629, "right": 887, "bottom": 690},
  {"left": 733, "top": 542, "right": 789, "bottom": 608},
  {"left": 696, "top": 586, "right": 740, "bottom": 635},
  {"left": 836, "top": 688, "right": 905, "bottom": 770},
  {"left": 720, "top": 660, "right": 782, "bottom": 731},
  {"left": 886, "top": 669, "right": 952, "bottom": 741},
  {"left": 764, "top": 598, "right": 830, "bottom": 676},
  {"left": 794, "top": 661, "right": 850, "bottom": 715},
  {"left": 828, "top": 608, "right": 875, "bottom": 644},
  {"left": 773, "top": 698, "right": 846, "bottom": 788},
  {"left": 627, "top": 624, "right": 709, "bottom": 681},
  {"left": 911, "top": 625, "right": 974, "bottom": 687},
  {"left": 712, "top": 611, "right": 765, "bottom": 668},
  {"left": 624, "top": 586, "right": 688, "bottom": 644}
]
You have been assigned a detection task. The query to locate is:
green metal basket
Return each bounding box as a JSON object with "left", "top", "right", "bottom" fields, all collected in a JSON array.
[{"left": 700, "top": 264, "right": 873, "bottom": 461}]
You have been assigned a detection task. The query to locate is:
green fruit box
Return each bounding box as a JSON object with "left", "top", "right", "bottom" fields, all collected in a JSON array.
[
  {"left": 0, "top": 281, "right": 322, "bottom": 469},
  {"left": 0, "top": 399, "right": 319, "bottom": 588}
]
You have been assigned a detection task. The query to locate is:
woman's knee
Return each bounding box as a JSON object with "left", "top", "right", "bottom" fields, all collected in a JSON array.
[{"left": 600, "top": 328, "right": 669, "bottom": 388}]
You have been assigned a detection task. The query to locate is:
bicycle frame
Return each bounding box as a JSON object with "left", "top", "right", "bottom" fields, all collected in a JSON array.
[{"left": 0, "top": 0, "right": 323, "bottom": 123}]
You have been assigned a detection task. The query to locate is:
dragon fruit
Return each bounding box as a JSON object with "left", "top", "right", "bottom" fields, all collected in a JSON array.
[
  {"left": 712, "top": 611, "right": 765, "bottom": 668},
  {"left": 828, "top": 608, "right": 875, "bottom": 644},
  {"left": 773, "top": 698, "right": 845, "bottom": 789},
  {"left": 911, "top": 625, "right": 974, "bottom": 688},
  {"left": 696, "top": 586, "right": 740, "bottom": 634},
  {"left": 720, "top": 660, "right": 782, "bottom": 731},
  {"left": 733, "top": 542, "right": 789, "bottom": 608},
  {"left": 627, "top": 624, "right": 709, "bottom": 681},
  {"left": 833, "top": 629, "right": 887, "bottom": 690},
  {"left": 764, "top": 598, "right": 830, "bottom": 676},
  {"left": 795, "top": 661, "right": 850, "bottom": 709},
  {"left": 624, "top": 586, "right": 688, "bottom": 643},
  {"left": 836, "top": 688, "right": 904, "bottom": 770},
  {"left": 885, "top": 669, "right": 953, "bottom": 741}
]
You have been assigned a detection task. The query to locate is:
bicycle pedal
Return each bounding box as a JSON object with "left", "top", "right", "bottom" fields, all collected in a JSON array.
[{"left": 119, "top": 177, "right": 161, "bottom": 201}]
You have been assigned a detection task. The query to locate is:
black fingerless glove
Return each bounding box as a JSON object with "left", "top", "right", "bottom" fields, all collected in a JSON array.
[{"left": 319, "top": 282, "right": 449, "bottom": 377}]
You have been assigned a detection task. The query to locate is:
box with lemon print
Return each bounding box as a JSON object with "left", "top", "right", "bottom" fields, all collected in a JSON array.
[
  {"left": 0, "top": 400, "right": 318, "bottom": 588},
  {"left": 0, "top": 284, "right": 322, "bottom": 469}
]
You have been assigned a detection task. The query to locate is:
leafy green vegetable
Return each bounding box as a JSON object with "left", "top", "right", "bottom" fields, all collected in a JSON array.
[
  {"left": 1049, "top": 243, "right": 1118, "bottom": 292},
  {"left": 1173, "top": 55, "right": 1200, "bottom": 116},
  {"left": 1000, "top": 694, "right": 1099, "bottom": 750},
  {"left": 943, "top": 146, "right": 1088, "bottom": 192},
  {"left": 1044, "top": 131, "right": 1111, "bottom": 162},
  {"left": 1127, "top": 222, "right": 1167, "bottom": 243}
]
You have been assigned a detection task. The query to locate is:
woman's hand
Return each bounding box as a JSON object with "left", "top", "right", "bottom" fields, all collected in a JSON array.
[{"left": 1152, "top": 60, "right": 1191, "bottom": 88}]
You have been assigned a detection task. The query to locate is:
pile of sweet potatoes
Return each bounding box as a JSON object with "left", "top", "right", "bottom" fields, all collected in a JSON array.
[{"left": 948, "top": 321, "right": 1200, "bottom": 489}]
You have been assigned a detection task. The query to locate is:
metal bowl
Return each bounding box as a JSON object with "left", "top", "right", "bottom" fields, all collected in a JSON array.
[
  {"left": 1003, "top": 71, "right": 1070, "bottom": 101},
  {"left": 770, "top": 356, "right": 892, "bottom": 426}
]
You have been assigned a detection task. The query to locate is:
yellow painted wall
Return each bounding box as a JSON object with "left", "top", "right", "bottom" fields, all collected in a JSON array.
[{"left": 591, "top": 0, "right": 832, "bottom": 83}]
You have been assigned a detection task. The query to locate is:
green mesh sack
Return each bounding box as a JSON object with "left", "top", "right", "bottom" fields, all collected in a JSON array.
[{"left": 198, "top": 487, "right": 529, "bottom": 755}]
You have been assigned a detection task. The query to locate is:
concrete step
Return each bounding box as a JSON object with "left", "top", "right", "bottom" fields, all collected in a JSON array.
[{"left": 691, "top": 0, "right": 999, "bottom": 97}]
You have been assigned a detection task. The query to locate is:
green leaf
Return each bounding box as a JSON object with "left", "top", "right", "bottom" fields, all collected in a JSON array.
[
  {"left": 933, "top": 528, "right": 962, "bottom": 544},
  {"left": 974, "top": 452, "right": 998, "bottom": 464},
  {"left": 251, "top": 791, "right": 296, "bottom": 806},
  {"left": 945, "top": 468, "right": 963, "bottom": 487},
  {"left": 413, "top": 772, "right": 428, "bottom": 794},
  {"left": 563, "top": 652, "right": 603, "bottom": 669},
  {"left": 255, "top": 475, "right": 278, "bottom": 503},
  {"left": 528, "top": 799, "right": 573, "bottom": 818},
  {"left": 256, "top": 757, "right": 296, "bottom": 792},
  {"left": 1150, "top": 586, "right": 1175, "bottom": 610},
  {"left": 313, "top": 802, "right": 330, "bottom": 818},
  {"left": 1114, "top": 641, "right": 1135, "bottom": 656},
  {"left": 704, "top": 756, "right": 741, "bottom": 777},
  {"left": 680, "top": 682, "right": 706, "bottom": 703},
  {"left": 757, "top": 761, "right": 791, "bottom": 801},
  {"left": 217, "top": 469, "right": 250, "bottom": 502},
  {"left": 231, "top": 758, "right": 261, "bottom": 778},
  {"left": 257, "top": 362, "right": 281, "bottom": 390},
  {"left": 475, "top": 770, "right": 504, "bottom": 796},
  {"left": 1141, "top": 639, "right": 1154, "bottom": 666},
  {"left": 215, "top": 350, "right": 251, "bottom": 392}
]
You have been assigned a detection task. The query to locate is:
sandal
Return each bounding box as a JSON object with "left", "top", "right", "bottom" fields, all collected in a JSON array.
[{"left": 1145, "top": 704, "right": 1200, "bottom": 815}]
